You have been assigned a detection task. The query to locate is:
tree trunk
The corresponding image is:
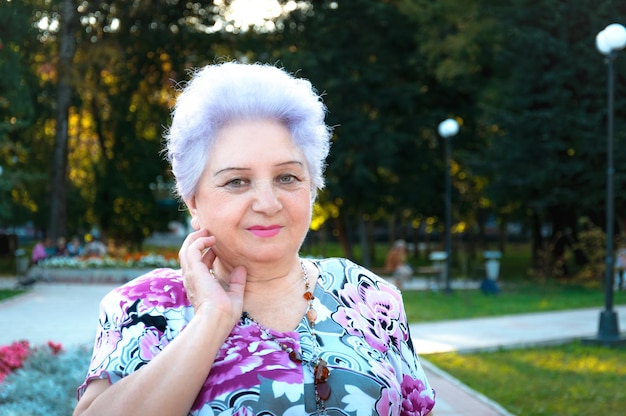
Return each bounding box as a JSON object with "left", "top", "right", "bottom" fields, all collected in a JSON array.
[
  {"left": 367, "top": 218, "right": 376, "bottom": 266},
  {"left": 498, "top": 216, "right": 507, "bottom": 255},
  {"left": 387, "top": 215, "right": 396, "bottom": 245},
  {"left": 334, "top": 214, "right": 352, "bottom": 260},
  {"left": 530, "top": 210, "right": 544, "bottom": 275},
  {"left": 356, "top": 213, "right": 371, "bottom": 267},
  {"left": 48, "top": 0, "right": 77, "bottom": 240}
]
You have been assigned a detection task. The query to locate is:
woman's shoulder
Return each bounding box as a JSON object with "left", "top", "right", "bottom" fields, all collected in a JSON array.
[
  {"left": 102, "top": 268, "right": 189, "bottom": 311},
  {"left": 312, "top": 257, "right": 398, "bottom": 292},
  {"left": 313, "top": 257, "right": 383, "bottom": 276}
]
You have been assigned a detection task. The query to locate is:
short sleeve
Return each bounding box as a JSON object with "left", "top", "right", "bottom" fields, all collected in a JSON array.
[{"left": 77, "top": 269, "right": 191, "bottom": 399}]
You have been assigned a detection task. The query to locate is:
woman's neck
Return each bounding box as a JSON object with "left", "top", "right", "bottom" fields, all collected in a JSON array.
[{"left": 225, "top": 258, "right": 317, "bottom": 332}]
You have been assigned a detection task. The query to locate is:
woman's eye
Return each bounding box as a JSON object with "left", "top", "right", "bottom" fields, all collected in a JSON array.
[
  {"left": 278, "top": 174, "right": 298, "bottom": 184},
  {"left": 225, "top": 178, "right": 248, "bottom": 187}
]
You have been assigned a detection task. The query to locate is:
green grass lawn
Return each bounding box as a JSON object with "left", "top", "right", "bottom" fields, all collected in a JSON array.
[
  {"left": 403, "top": 281, "right": 626, "bottom": 416},
  {"left": 426, "top": 341, "right": 626, "bottom": 416},
  {"left": 402, "top": 282, "right": 626, "bottom": 322},
  {"left": 0, "top": 288, "right": 24, "bottom": 302}
]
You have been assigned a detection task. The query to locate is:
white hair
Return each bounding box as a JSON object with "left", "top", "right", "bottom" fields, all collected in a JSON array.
[{"left": 164, "top": 62, "right": 332, "bottom": 201}]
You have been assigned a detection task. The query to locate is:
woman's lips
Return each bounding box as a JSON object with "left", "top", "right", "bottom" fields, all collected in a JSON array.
[{"left": 247, "top": 225, "right": 281, "bottom": 238}]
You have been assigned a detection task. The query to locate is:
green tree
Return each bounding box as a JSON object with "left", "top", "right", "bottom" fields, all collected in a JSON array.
[
  {"left": 71, "top": 1, "right": 240, "bottom": 247},
  {"left": 0, "top": 0, "right": 51, "bottom": 231},
  {"left": 400, "top": 0, "right": 507, "bottom": 259},
  {"left": 48, "top": 0, "right": 78, "bottom": 242},
  {"left": 479, "top": 0, "right": 626, "bottom": 275}
]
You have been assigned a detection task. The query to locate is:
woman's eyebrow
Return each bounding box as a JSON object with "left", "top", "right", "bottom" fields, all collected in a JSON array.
[
  {"left": 214, "top": 167, "right": 249, "bottom": 177},
  {"left": 214, "top": 161, "right": 303, "bottom": 176},
  {"left": 276, "top": 160, "right": 303, "bottom": 168}
]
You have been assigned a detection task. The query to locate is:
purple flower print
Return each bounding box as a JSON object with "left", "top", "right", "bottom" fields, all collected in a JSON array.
[
  {"left": 88, "top": 328, "right": 122, "bottom": 374},
  {"left": 117, "top": 269, "right": 189, "bottom": 312},
  {"left": 370, "top": 357, "right": 401, "bottom": 389},
  {"left": 376, "top": 387, "right": 402, "bottom": 416},
  {"left": 232, "top": 406, "right": 255, "bottom": 416},
  {"left": 138, "top": 328, "right": 166, "bottom": 361},
  {"left": 374, "top": 371, "right": 435, "bottom": 416},
  {"left": 334, "top": 279, "right": 406, "bottom": 352},
  {"left": 400, "top": 374, "right": 436, "bottom": 416},
  {"left": 371, "top": 357, "right": 403, "bottom": 416},
  {"left": 191, "top": 322, "right": 303, "bottom": 411}
]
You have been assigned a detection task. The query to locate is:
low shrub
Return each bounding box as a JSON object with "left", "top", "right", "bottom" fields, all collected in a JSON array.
[{"left": 0, "top": 342, "right": 89, "bottom": 416}]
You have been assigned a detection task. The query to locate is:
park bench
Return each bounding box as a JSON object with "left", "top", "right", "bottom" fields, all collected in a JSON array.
[{"left": 414, "top": 265, "right": 445, "bottom": 289}]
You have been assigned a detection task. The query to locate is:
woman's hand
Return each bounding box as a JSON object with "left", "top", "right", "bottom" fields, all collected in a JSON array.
[
  {"left": 74, "top": 230, "right": 248, "bottom": 416},
  {"left": 178, "top": 229, "right": 247, "bottom": 328}
]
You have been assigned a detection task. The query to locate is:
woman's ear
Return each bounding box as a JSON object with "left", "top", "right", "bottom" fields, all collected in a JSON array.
[{"left": 184, "top": 197, "right": 200, "bottom": 230}]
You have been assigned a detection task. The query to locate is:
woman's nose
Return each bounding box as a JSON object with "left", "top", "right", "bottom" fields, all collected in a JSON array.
[{"left": 251, "top": 183, "right": 282, "bottom": 214}]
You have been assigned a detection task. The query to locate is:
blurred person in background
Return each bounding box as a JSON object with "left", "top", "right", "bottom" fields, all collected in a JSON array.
[
  {"left": 385, "top": 239, "right": 413, "bottom": 290},
  {"left": 31, "top": 237, "right": 51, "bottom": 265},
  {"left": 67, "top": 236, "right": 84, "bottom": 257}
]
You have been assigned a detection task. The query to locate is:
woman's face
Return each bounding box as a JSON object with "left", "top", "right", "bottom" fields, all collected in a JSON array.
[{"left": 186, "top": 119, "right": 313, "bottom": 268}]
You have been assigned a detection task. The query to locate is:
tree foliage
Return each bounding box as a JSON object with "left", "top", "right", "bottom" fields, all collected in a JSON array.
[
  {"left": 0, "top": 0, "right": 53, "bottom": 230},
  {"left": 478, "top": 0, "right": 626, "bottom": 270},
  {"left": 2, "top": 0, "right": 626, "bottom": 273}
]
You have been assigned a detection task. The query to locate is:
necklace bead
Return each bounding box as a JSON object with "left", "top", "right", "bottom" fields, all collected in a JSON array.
[
  {"left": 316, "top": 379, "right": 331, "bottom": 401},
  {"left": 306, "top": 308, "right": 318, "bottom": 324},
  {"left": 288, "top": 349, "right": 302, "bottom": 362}
]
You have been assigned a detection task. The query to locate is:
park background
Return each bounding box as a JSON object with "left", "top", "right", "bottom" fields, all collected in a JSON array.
[
  {"left": 1, "top": 2, "right": 626, "bottom": 415},
  {"left": 1, "top": 0, "right": 626, "bottom": 284}
]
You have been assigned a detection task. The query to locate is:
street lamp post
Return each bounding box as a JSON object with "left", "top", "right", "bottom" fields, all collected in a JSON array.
[
  {"left": 584, "top": 23, "right": 626, "bottom": 347},
  {"left": 438, "top": 118, "right": 459, "bottom": 293}
]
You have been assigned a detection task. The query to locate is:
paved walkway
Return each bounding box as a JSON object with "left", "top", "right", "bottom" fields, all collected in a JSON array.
[{"left": 2, "top": 277, "right": 625, "bottom": 416}]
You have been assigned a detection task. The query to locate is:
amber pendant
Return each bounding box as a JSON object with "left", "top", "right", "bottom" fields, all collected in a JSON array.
[
  {"left": 288, "top": 349, "right": 302, "bottom": 363},
  {"left": 316, "top": 381, "right": 331, "bottom": 401},
  {"left": 314, "top": 358, "right": 331, "bottom": 401},
  {"left": 314, "top": 359, "right": 330, "bottom": 383}
]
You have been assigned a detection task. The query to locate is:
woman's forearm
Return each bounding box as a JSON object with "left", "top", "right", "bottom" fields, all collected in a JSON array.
[{"left": 74, "top": 311, "right": 233, "bottom": 416}]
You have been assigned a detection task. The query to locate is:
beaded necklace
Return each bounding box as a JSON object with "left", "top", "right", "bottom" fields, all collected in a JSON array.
[{"left": 240, "top": 260, "right": 331, "bottom": 414}]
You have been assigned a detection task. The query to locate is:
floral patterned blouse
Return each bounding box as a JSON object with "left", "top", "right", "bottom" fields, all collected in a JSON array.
[{"left": 78, "top": 258, "right": 436, "bottom": 415}]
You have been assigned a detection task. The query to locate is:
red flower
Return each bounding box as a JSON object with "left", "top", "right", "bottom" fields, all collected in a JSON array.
[
  {"left": 0, "top": 340, "right": 65, "bottom": 383},
  {"left": 47, "top": 341, "right": 64, "bottom": 355},
  {"left": 0, "top": 340, "right": 31, "bottom": 383}
]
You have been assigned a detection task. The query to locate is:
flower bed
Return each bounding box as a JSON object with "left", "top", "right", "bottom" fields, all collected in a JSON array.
[
  {"left": 36, "top": 253, "right": 179, "bottom": 269},
  {"left": 0, "top": 340, "right": 84, "bottom": 416},
  {"left": 25, "top": 253, "right": 180, "bottom": 284}
]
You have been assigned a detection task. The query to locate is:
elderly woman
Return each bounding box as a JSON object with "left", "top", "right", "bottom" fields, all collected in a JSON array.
[{"left": 74, "top": 62, "right": 435, "bottom": 416}]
